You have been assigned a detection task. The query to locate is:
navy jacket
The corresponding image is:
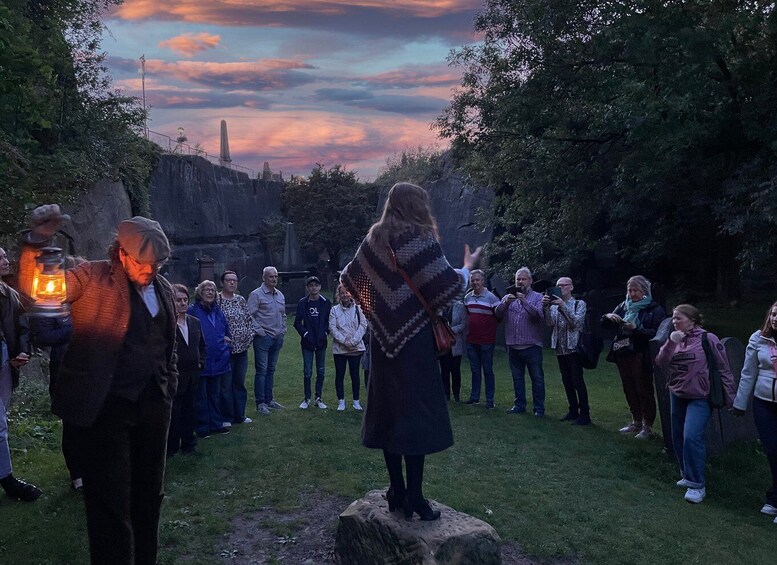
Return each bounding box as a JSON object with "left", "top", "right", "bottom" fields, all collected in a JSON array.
[
  {"left": 188, "top": 301, "right": 231, "bottom": 376},
  {"left": 294, "top": 295, "right": 331, "bottom": 351}
]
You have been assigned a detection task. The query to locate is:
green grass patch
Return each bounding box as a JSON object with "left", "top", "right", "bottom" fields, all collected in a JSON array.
[{"left": 1, "top": 309, "right": 775, "bottom": 564}]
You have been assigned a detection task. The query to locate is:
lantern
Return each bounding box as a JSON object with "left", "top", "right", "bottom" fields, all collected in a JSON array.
[{"left": 30, "top": 247, "right": 69, "bottom": 317}]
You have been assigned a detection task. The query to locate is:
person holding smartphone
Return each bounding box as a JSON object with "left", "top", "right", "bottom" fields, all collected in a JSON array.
[{"left": 496, "top": 267, "right": 546, "bottom": 416}]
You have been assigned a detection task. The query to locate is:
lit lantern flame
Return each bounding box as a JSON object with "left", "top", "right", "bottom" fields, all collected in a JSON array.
[{"left": 30, "top": 247, "right": 69, "bottom": 317}]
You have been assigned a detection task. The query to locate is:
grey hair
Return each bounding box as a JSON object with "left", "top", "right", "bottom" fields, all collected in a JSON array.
[
  {"left": 470, "top": 269, "right": 486, "bottom": 279},
  {"left": 515, "top": 267, "right": 533, "bottom": 281},
  {"left": 627, "top": 275, "right": 652, "bottom": 297},
  {"left": 194, "top": 279, "right": 217, "bottom": 302},
  {"left": 263, "top": 266, "right": 278, "bottom": 277}
]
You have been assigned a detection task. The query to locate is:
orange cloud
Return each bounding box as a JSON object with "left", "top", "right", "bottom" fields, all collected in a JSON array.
[{"left": 159, "top": 32, "right": 221, "bottom": 57}]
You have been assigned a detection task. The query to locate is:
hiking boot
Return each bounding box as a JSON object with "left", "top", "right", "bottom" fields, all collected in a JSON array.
[
  {"left": 684, "top": 487, "right": 706, "bottom": 504},
  {"left": 257, "top": 403, "right": 271, "bottom": 415},
  {"left": 299, "top": 399, "right": 310, "bottom": 409},
  {"left": 619, "top": 422, "right": 640, "bottom": 434},
  {"left": 353, "top": 400, "right": 363, "bottom": 411},
  {"left": 267, "top": 400, "right": 285, "bottom": 409},
  {"left": 337, "top": 399, "right": 346, "bottom": 411},
  {"left": 314, "top": 397, "right": 327, "bottom": 409}
]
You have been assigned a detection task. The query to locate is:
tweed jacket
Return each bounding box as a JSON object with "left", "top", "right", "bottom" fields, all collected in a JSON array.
[
  {"left": 0, "top": 281, "right": 30, "bottom": 389},
  {"left": 19, "top": 243, "right": 178, "bottom": 426}
]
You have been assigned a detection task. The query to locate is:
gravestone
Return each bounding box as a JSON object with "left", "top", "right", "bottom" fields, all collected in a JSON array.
[{"left": 651, "top": 326, "right": 757, "bottom": 458}]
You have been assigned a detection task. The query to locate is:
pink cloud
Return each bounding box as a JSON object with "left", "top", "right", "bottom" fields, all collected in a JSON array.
[
  {"left": 357, "top": 64, "right": 462, "bottom": 89},
  {"left": 140, "top": 58, "right": 317, "bottom": 90},
  {"left": 158, "top": 32, "right": 221, "bottom": 57}
]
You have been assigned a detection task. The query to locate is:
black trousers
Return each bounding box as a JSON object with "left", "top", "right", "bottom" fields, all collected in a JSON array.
[
  {"left": 71, "top": 381, "right": 172, "bottom": 565},
  {"left": 168, "top": 376, "right": 198, "bottom": 455},
  {"left": 557, "top": 353, "right": 589, "bottom": 416},
  {"left": 438, "top": 353, "right": 462, "bottom": 400}
]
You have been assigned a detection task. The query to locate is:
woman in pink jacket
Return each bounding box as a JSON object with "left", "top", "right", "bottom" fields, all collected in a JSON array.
[{"left": 655, "top": 304, "right": 736, "bottom": 504}]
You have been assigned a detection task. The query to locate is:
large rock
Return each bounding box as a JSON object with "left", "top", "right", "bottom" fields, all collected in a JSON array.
[{"left": 335, "top": 490, "right": 501, "bottom": 565}]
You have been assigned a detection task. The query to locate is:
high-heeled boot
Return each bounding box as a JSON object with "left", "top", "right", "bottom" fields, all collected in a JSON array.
[
  {"left": 403, "top": 496, "right": 441, "bottom": 521},
  {"left": 385, "top": 486, "right": 405, "bottom": 512}
]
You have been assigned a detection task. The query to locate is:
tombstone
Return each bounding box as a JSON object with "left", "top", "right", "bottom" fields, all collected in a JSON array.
[
  {"left": 651, "top": 327, "right": 757, "bottom": 458},
  {"left": 276, "top": 222, "right": 308, "bottom": 308},
  {"left": 197, "top": 255, "right": 215, "bottom": 283}
]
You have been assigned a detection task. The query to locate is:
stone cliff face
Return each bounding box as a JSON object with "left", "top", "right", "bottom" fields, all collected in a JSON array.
[
  {"left": 148, "top": 155, "right": 283, "bottom": 284},
  {"left": 377, "top": 155, "right": 494, "bottom": 264}
]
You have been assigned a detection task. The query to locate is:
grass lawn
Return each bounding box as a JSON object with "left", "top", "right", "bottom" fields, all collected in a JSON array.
[{"left": 1, "top": 304, "right": 776, "bottom": 564}]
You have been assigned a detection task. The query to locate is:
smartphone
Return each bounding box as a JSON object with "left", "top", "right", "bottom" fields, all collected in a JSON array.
[
  {"left": 546, "top": 286, "right": 562, "bottom": 299},
  {"left": 505, "top": 284, "right": 520, "bottom": 296}
]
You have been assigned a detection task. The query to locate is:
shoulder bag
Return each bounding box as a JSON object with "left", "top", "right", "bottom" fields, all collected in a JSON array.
[
  {"left": 388, "top": 246, "right": 455, "bottom": 356},
  {"left": 574, "top": 300, "right": 603, "bottom": 370}
]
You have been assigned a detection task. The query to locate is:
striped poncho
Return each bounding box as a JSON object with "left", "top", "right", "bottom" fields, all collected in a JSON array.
[{"left": 340, "top": 229, "right": 464, "bottom": 359}]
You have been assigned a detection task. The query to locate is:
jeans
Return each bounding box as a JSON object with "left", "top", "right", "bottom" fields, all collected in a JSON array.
[
  {"left": 753, "top": 397, "right": 777, "bottom": 506},
  {"left": 197, "top": 374, "right": 227, "bottom": 434},
  {"left": 557, "top": 352, "right": 588, "bottom": 416},
  {"left": 670, "top": 394, "right": 711, "bottom": 488},
  {"left": 334, "top": 354, "right": 362, "bottom": 400},
  {"left": 508, "top": 345, "right": 545, "bottom": 414},
  {"left": 302, "top": 347, "right": 327, "bottom": 400},
  {"left": 253, "top": 334, "right": 284, "bottom": 406},
  {"left": 228, "top": 351, "right": 248, "bottom": 422},
  {"left": 218, "top": 367, "right": 234, "bottom": 423},
  {"left": 466, "top": 343, "right": 495, "bottom": 404}
]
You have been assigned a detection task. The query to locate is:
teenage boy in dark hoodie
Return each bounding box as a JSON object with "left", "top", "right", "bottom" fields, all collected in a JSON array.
[{"left": 294, "top": 276, "right": 331, "bottom": 409}]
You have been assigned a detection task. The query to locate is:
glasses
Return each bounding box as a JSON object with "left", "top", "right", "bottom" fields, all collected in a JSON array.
[
  {"left": 223, "top": 278, "right": 238, "bottom": 283},
  {"left": 120, "top": 248, "right": 166, "bottom": 270}
]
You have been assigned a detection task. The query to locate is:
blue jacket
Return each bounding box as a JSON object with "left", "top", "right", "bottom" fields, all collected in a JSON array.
[
  {"left": 188, "top": 301, "right": 232, "bottom": 376},
  {"left": 294, "top": 295, "right": 331, "bottom": 351}
]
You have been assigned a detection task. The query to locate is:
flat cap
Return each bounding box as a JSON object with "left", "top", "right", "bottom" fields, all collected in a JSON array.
[{"left": 117, "top": 217, "right": 170, "bottom": 263}]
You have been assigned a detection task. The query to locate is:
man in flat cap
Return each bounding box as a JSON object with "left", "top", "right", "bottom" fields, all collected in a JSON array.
[{"left": 18, "top": 204, "right": 178, "bottom": 565}]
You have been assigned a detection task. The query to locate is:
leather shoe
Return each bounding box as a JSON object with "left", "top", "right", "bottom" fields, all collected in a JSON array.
[{"left": 1, "top": 475, "right": 42, "bottom": 502}]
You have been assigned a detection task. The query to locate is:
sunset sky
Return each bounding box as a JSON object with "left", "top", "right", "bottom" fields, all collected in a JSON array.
[{"left": 102, "top": 1, "right": 481, "bottom": 180}]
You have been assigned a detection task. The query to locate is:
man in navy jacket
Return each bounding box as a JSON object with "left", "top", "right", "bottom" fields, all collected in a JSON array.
[{"left": 294, "top": 276, "right": 331, "bottom": 409}]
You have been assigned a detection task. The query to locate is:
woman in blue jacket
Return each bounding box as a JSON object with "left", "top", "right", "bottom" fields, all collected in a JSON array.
[{"left": 189, "top": 280, "right": 232, "bottom": 436}]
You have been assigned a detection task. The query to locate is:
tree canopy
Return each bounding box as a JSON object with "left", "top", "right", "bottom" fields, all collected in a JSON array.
[
  {"left": 0, "top": 0, "right": 156, "bottom": 236},
  {"left": 438, "top": 0, "right": 777, "bottom": 297},
  {"left": 282, "top": 164, "right": 378, "bottom": 271}
]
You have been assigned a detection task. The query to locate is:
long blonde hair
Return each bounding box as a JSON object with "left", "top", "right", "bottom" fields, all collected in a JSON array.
[{"left": 367, "top": 182, "right": 438, "bottom": 246}]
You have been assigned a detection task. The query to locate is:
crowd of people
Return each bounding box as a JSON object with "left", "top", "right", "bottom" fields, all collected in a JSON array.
[{"left": 1, "top": 192, "right": 776, "bottom": 564}]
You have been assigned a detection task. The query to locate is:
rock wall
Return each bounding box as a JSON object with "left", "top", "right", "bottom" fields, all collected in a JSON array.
[{"left": 148, "top": 155, "right": 283, "bottom": 285}]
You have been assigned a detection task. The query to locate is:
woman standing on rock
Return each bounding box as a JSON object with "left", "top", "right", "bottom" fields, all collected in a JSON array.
[{"left": 341, "top": 182, "right": 480, "bottom": 521}]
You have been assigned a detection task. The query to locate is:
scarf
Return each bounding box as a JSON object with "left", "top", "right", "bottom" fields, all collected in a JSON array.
[
  {"left": 623, "top": 296, "right": 652, "bottom": 328},
  {"left": 340, "top": 229, "right": 463, "bottom": 359}
]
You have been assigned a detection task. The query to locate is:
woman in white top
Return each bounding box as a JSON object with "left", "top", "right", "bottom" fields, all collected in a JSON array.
[{"left": 329, "top": 284, "right": 368, "bottom": 411}]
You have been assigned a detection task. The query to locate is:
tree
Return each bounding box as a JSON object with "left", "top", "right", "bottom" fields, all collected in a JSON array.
[
  {"left": 282, "top": 164, "right": 379, "bottom": 271},
  {"left": 438, "top": 0, "right": 777, "bottom": 297},
  {"left": 0, "top": 0, "right": 155, "bottom": 236}
]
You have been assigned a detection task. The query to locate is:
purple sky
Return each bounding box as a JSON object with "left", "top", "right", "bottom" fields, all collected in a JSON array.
[{"left": 102, "top": 1, "right": 481, "bottom": 180}]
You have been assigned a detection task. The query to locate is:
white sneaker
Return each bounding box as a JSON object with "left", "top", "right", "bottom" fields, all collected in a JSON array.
[
  {"left": 676, "top": 478, "right": 692, "bottom": 488},
  {"left": 337, "top": 399, "right": 346, "bottom": 411},
  {"left": 315, "top": 397, "right": 328, "bottom": 409},
  {"left": 242, "top": 417, "right": 252, "bottom": 424},
  {"left": 684, "top": 487, "right": 706, "bottom": 504},
  {"left": 760, "top": 503, "right": 777, "bottom": 516},
  {"left": 222, "top": 422, "right": 232, "bottom": 428},
  {"left": 299, "top": 399, "right": 310, "bottom": 409},
  {"left": 353, "top": 400, "right": 363, "bottom": 411},
  {"left": 773, "top": 516, "right": 777, "bottom": 524}
]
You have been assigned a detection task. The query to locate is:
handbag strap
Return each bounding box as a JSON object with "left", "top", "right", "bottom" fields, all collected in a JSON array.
[
  {"left": 388, "top": 246, "right": 439, "bottom": 322},
  {"left": 700, "top": 331, "right": 718, "bottom": 375}
]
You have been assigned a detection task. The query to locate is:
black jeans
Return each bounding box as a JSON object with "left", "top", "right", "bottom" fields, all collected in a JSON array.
[
  {"left": 334, "top": 353, "right": 362, "bottom": 400},
  {"left": 72, "top": 381, "right": 171, "bottom": 565},
  {"left": 557, "top": 353, "right": 589, "bottom": 416}
]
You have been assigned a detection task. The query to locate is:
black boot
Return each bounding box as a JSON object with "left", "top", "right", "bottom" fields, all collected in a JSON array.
[
  {"left": 403, "top": 496, "right": 441, "bottom": 521},
  {"left": 404, "top": 454, "right": 442, "bottom": 521},
  {"left": 560, "top": 411, "right": 578, "bottom": 422},
  {"left": 1, "top": 474, "right": 42, "bottom": 502},
  {"left": 383, "top": 450, "right": 406, "bottom": 513}
]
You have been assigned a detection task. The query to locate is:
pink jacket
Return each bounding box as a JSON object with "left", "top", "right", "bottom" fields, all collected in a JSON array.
[{"left": 655, "top": 327, "right": 736, "bottom": 402}]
